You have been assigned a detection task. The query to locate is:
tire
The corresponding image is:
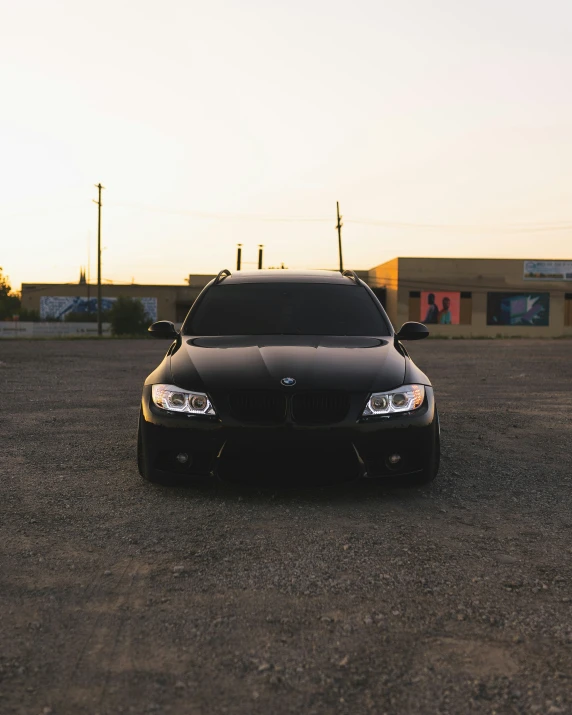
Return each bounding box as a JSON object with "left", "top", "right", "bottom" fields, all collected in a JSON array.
[
  {"left": 403, "top": 408, "right": 440, "bottom": 487},
  {"left": 137, "top": 411, "right": 170, "bottom": 485},
  {"left": 136, "top": 414, "right": 147, "bottom": 479},
  {"left": 137, "top": 411, "right": 189, "bottom": 487},
  {"left": 406, "top": 435, "right": 440, "bottom": 486}
]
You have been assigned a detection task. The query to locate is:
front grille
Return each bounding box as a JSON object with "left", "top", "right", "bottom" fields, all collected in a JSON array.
[
  {"left": 292, "top": 391, "right": 350, "bottom": 425},
  {"left": 229, "top": 390, "right": 286, "bottom": 423}
]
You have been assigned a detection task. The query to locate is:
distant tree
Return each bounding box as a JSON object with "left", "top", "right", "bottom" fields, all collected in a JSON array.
[
  {"left": 108, "top": 296, "right": 148, "bottom": 336},
  {"left": 18, "top": 308, "right": 40, "bottom": 321},
  {"left": 0, "top": 267, "right": 21, "bottom": 320}
]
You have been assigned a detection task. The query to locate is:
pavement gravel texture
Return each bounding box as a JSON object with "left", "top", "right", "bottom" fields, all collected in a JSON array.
[{"left": 0, "top": 338, "right": 571, "bottom": 715}]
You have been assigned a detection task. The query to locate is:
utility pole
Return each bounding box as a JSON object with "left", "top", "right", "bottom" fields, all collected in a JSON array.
[
  {"left": 87, "top": 231, "right": 91, "bottom": 310},
  {"left": 336, "top": 201, "right": 344, "bottom": 272},
  {"left": 93, "top": 184, "right": 105, "bottom": 335}
]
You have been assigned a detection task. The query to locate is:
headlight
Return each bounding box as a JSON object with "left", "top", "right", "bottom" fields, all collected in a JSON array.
[
  {"left": 151, "top": 384, "right": 216, "bottom": 415},
  {"left": 362, "top": 384, "right": 425, "bottom": 416}
]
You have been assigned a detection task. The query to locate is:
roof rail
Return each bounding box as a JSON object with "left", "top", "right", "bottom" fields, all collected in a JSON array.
[
  {"left": 342, "top": 269, "right": 360, "bottom": 284},
  {"left": 214, "top": 269, "right": 232, "bottom": 285}
]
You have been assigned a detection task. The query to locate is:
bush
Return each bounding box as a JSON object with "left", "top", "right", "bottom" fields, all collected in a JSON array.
[
  {"left": 0, "top": 267, "right": 21, "bottom": 320},
  {"left": 18, "top": 308, "right": 41, "bottom": 321},
  {"left": 108, "top": 296, "right": 148, "bottom": 336}
]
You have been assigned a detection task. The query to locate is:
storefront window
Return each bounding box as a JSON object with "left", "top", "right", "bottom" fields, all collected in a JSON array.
[
  {"left": 487, "top": 292, "right": 550, "bottom": 326},
  {"left": 419, "top": 291, "right": 461, "bottom": 325},
  {"left": 565, "top": 294, "right": 572, "bottom": 327}
]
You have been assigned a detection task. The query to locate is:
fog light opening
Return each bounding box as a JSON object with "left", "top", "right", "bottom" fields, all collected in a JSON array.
[
  {"left": 176, "top": 452, "right": 190, "bottom": 464},
  {"left": 388, "top": 454, "right": 401, "bottom": 465}
]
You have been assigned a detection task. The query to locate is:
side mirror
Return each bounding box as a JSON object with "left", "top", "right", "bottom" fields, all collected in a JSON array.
[
  {"left": 396, "top": 321, "right": 429, "bottom": 341},
  {"left": 148, "top": 320, "right": 178, "bottom": 339}
]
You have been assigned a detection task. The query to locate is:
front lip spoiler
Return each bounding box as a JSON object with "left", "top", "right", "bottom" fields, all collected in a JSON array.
[
  {"left": 143, "top": 436, "right": 423, "bottom": 486},
  {"left": 209, "top": 439, "right": 368, "bottom": 482}
]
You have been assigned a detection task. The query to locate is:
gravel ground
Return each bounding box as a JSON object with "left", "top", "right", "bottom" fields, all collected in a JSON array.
[{"left": 0, "top": 338, "right": 571, "bottom": 715}]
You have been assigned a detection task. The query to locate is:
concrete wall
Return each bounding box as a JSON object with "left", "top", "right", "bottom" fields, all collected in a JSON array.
[
  {"left": 368, "top": 257, "right": 572, "bottom": 338},
  {"left": 0, "top": 322, "right": 112, "bottom": 338}
]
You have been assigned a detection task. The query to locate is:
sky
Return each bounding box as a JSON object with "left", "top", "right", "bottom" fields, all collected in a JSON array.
[{"left": 1, "top": 0, "right": 572, "bottom": 290}]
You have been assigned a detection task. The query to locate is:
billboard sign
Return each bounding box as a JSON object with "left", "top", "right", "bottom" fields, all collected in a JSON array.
[
  {"left": 487, "top": 292, "right": 549, "bottom": 326},
  {"left": 420, "top": 291, "right": 460, "bottom": 325},
  {"left": 523, "top": 260, "right": 572, "bottom": 281},
  {"left": 40, "top": 296, "right": 158, "bottom": 321}
]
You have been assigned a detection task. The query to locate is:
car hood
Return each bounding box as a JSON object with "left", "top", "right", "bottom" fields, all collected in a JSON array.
[{"left": 170, "top": 335, "right": 405, "bottom": 393}]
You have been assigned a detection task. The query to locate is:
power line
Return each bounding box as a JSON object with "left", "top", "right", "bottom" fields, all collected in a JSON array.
[
  {"left": 346, "top": 219, "right": 572, "bottom": 232},
  {"left": 105, "top": 203, "right": 332, "bottom": 223},
  {"left": 0, "top": 205, "right": 89, "bottom": 220},
  {"left": 104, "top": 202, "right": 572, "bottom": 233},
  {"left": 2, "top": 198, "right": 571, "bottom": 233},
  {"left": 364, "top": 276, "right": 572, "bottom": 292}
]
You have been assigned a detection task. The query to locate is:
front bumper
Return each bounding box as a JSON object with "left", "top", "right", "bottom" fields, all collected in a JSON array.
[{"left": 139, "top": 385, "right": 438, "bottom": 483}]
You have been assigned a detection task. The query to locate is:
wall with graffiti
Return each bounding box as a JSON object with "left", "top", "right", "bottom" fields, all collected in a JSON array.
[
  {"left": 486, "top": 293, "right": 550, "bottom": 326},
  {"left": 39, "top": 296, "right": 158, "bottom": 321}
]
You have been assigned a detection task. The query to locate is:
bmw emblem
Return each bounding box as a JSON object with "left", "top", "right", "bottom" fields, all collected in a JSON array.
[{"left": 281, "top": 377, "right": 296, "bottom": 387}]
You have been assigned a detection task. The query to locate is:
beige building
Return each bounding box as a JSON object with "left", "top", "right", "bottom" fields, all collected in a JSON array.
[
  {"left": 20, "top": 259, "right": 572, "bottom": 337},
  {"left": 21, "top": 274, "right": 216, "bottom": 324},
  {"left": 368, "top": 257, "right": 572, "bottom": 337}
]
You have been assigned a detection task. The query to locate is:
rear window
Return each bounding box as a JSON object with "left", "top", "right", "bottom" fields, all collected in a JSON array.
[{"left": 184, "top": 283, "right": 390, "bottom": 336}]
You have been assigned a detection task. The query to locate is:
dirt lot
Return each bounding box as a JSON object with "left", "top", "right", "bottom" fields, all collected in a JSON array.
[{"left": 0, "top": 338, "right": 571, "bottom": 715}]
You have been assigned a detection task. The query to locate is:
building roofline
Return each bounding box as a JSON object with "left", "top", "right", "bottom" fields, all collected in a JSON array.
[
  {"left": 21, "top": 283, "right": 193, "bottom": 288},
  {"left": 372, "top": 256, "right": 572, "bottom": 263}
]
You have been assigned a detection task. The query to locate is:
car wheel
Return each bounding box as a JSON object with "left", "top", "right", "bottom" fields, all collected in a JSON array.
[
  {"left": 137, "top": 411, "right": 189, "bottom": 487},
  {"left": 407, "top": 434, "right": 440, "bottom": 486},
  {"left": 137, "top": 413, "right": 146, "bottom": 479},
  {"left": 403, "top": 409, "right": 440, "bottom": 487},
  {"left": 137, "top": 411, "right": 171, "bottom": 485}
]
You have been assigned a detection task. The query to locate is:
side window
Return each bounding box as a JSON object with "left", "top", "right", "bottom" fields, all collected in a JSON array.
[
  {"left": 411, "top": 291, "right": 472, "bottom": 325},
  {"left": 408, "top": 291, "right": 420, "bottom": 320},
  {"left": 460, "top": 292, "right": 472, "bottom": 325},
  {"left": 370, "top": 287, "right": 386, "bottom": 308},
  {"left": 565, "top": 293, "right": 572, "bottom": 327}
]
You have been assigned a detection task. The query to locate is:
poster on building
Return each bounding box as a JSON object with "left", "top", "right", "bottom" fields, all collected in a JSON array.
[
  {"left": 487, "top": 292, "right": 549, "bottom": 326},
  {"left": 523, "top": 261, "right": 572, "bottom": 281},
  {"left": 420, "top": 291, "right": 460, "bottom": 325},
  {"left": 40, "top": 296, "right": 158, "bottom": 321}
]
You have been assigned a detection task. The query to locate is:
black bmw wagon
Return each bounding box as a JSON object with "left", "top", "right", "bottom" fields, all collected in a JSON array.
[{"left": 138, "top": 269, "right": 439, "bottom": 486}]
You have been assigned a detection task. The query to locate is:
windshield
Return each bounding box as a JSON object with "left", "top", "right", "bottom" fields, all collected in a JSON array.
[{"left": 184, "top": 283, "right": 390, "bottom": 336}]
